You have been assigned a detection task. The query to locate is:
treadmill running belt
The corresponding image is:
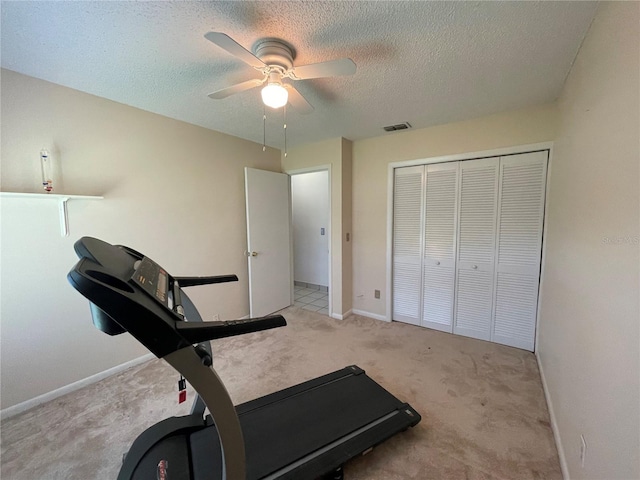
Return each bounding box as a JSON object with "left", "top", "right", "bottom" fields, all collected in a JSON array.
[{"left": 190, "top": 368, "right": 410, "bottom": 480}]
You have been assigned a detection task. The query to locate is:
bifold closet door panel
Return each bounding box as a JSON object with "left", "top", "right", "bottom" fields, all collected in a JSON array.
[
  {"left": 392, "top": 166, "right": 424, "bottom": 325},
  {"left": 454, "top": 157, "right": 499, "bottom": 341},
  {"left": 492, "top": 152, "right": 548, "bottom": 351},
  {"left": 422, "top": 162, "right": 459, "bottom": 333}
]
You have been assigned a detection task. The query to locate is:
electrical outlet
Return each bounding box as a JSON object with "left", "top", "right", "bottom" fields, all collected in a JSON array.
[
  {"left": 213, "top": 314, "right": 220, "bottom": 322},
  {"left": 580, "top": 434, "right": 587, "bottom": 467},
  {"left": 374, "top": 289, "right": 380, "bottom": 299}
]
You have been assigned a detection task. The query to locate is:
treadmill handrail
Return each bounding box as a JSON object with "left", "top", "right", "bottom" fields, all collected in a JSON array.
[
  {"left": 174, "top": 275, "right": 239, "bottom": 287},
  {"left": 175, "top": 315, "right": 287, "bottom": 343}
]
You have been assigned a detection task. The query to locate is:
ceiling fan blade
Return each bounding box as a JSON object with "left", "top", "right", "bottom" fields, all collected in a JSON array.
[
  {"left": 285, "top": 84, "right": 314, "bottom": 114},
  {"left": 208, "top": 78, "right": 265, "bottom": 99},
  {"left": 290, "top": 58, "right": 356, "bottom": 80},
  {"left": 204, "top": 32, "right": 266, "bottom": 69}
]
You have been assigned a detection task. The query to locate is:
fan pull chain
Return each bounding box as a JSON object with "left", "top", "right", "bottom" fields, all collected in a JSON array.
[
  {"left": 262, "top": 105, "right": 266, "bottom": 152},
  {"left": 283, "top": 104, "right": 287, "bottom": 158}
]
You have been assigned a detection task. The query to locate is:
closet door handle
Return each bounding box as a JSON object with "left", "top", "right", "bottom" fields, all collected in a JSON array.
[
  {"left": 472, "top": 265, "right": 478, "bottom": 269},
  {"left": 436, "top": 261, "right": 440, "bottom": 266}
]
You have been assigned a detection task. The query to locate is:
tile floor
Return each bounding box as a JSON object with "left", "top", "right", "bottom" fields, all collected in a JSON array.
[{"left": 294, "top": 284, "right": 329, "bottom": 315}]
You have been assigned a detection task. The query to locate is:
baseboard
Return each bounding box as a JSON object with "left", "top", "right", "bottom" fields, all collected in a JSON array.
[
  {"left": 0, "top": 353, "right": 155, "bottom": 421},
  {"left": 536, "top": 352, "right": 569, "bottom": 479},
  {"left": 351, "top": 309, "right": 389, "bottom": 322},
  {"left": 330, "top": 309, "right": 352, "bottom": 321}
]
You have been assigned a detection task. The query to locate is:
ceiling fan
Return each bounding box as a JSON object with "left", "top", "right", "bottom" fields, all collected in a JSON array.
[{"left": 205, "top": 32, "right": 357, "bottom": 114}]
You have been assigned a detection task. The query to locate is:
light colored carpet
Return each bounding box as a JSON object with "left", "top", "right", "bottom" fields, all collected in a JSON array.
[{"left": 1, "top": 307, "right": 561, "bottom": 479}]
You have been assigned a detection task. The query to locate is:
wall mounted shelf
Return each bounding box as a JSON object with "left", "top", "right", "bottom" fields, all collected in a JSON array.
[{"left": 0, "top": 192, "right": 103, "bottom": 237}]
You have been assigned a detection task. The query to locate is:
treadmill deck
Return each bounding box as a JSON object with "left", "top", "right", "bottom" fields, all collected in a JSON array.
[{"left": 189, "top": 365, "right": 421, "bottom": 480}]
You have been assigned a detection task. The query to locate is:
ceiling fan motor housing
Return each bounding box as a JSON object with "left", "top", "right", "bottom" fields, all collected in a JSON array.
[{"left": 253, "top": 40, "right": 295, "bottom": 72}]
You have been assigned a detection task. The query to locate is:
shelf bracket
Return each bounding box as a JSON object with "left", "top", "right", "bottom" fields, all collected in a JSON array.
[{"left": 58, "top": 197, "right": 71, "bottom": 237}]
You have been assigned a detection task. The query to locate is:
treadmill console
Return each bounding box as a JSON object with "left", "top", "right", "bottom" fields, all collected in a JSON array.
[
  {"left": 69, "top": 236, "right": 287, "bottom": 358},
  {"left": 131, "top": 257, "right": 169, "bottom": 307}
]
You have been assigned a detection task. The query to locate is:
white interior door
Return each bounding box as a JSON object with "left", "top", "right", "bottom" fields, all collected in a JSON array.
[
  {"left": 422, "top": 162, "right": 459, "bottom": 333},
  {"left": 392, "top": 166, "right": 425, "bottom": 325},
  {"left": 491, "top": 152, "right": 548, "bottom": 350},
  {"left": 453, "top": 157, "right": 499, "bottom": 341},
  {"left": 245, "top": 168, "right": 292, "bottom": 317},
  {"left": 391, "top": 151, "right": 547, "bottom": 351}
]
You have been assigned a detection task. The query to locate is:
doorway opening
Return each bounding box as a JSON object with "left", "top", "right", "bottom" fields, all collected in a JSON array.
[{"left": 290, "top": 169, "right": 331, "bottom": 316}]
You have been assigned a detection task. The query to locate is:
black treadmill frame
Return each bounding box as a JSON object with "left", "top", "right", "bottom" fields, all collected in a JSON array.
[{"left": 68, "top": 237, "right": 421, "bottom": 480}]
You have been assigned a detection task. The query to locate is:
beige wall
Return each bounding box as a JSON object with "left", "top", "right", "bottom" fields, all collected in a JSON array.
[
  {"left": 341, "top": 138, "right": 353, "bottom": 314},
  {"left": 351, "top": 103, "right": 558, "bottom": 317},
  {"left": 282, "top": 137, "right": 352, "bottom": 318},
  {"left": 537, "top": 2, "right": 640, "bottom": 478},
  {"left": 0, "top": 69, "right": 281, "bottom": 409}
]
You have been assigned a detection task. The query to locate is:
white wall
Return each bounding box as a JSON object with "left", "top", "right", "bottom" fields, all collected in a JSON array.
[
  {"left": 537, "top": 3, "right": 640, "bottom": 478},
  {"left": 351, "top": 104, "right": 558, "bottom": 318},
  {"left": 291, "top": 171, "right": 329, "bottom": 286},
  {"left": 0, "top": 69, "right": 281, "bottom": 409}
]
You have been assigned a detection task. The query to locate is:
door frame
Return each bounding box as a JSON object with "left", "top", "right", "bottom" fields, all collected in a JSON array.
[
  {"left": 285, "top": 164, "right": 332, "bottom": 317},
  {"left": 386, "top": 141, "right": 554, "bottom": 353}
]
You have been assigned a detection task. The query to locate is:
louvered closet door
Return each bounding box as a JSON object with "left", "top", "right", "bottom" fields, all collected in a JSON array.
[
  {"left": 492, "top": 152, "right": 548, "bottom": 351},
  {"left": 454, "top": 157, "right": 499, "bottom": 341},
  {"left": 392, "top": 166, "right": 424, "bottom": 325},
  {"left": 422, "top": 162, "right": 459, "bottom": 333}
]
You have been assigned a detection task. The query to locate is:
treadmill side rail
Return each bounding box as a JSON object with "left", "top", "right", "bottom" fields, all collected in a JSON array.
[{"left": 274, "top": 404, "right": 421, "bottom": 480}]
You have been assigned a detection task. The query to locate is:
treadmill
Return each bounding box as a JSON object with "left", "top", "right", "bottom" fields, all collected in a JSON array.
[{"left": 68, "top": 237, "right": 421, "bottom": 479}]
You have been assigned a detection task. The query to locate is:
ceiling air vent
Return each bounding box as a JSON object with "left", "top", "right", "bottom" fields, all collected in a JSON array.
[{"left": 383, "top": 122, "right": 412, "bottom": 132}]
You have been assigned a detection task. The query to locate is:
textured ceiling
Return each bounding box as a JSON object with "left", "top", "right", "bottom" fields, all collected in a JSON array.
[{"left": 1, "top": 1, "right": 597, "bottom": 149}]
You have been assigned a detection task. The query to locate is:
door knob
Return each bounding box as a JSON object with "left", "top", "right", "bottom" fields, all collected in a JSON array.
[
  {"left": 436, "top": 261, "right": 440, "bottom": 266},
  {"left": 472, "top": 265, "right": 478, "bottom": 269}
]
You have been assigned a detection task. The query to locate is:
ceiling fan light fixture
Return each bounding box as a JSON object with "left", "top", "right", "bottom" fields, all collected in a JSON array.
[{"left": 261, "top": 83, "right": 288, "bottom": 109}]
